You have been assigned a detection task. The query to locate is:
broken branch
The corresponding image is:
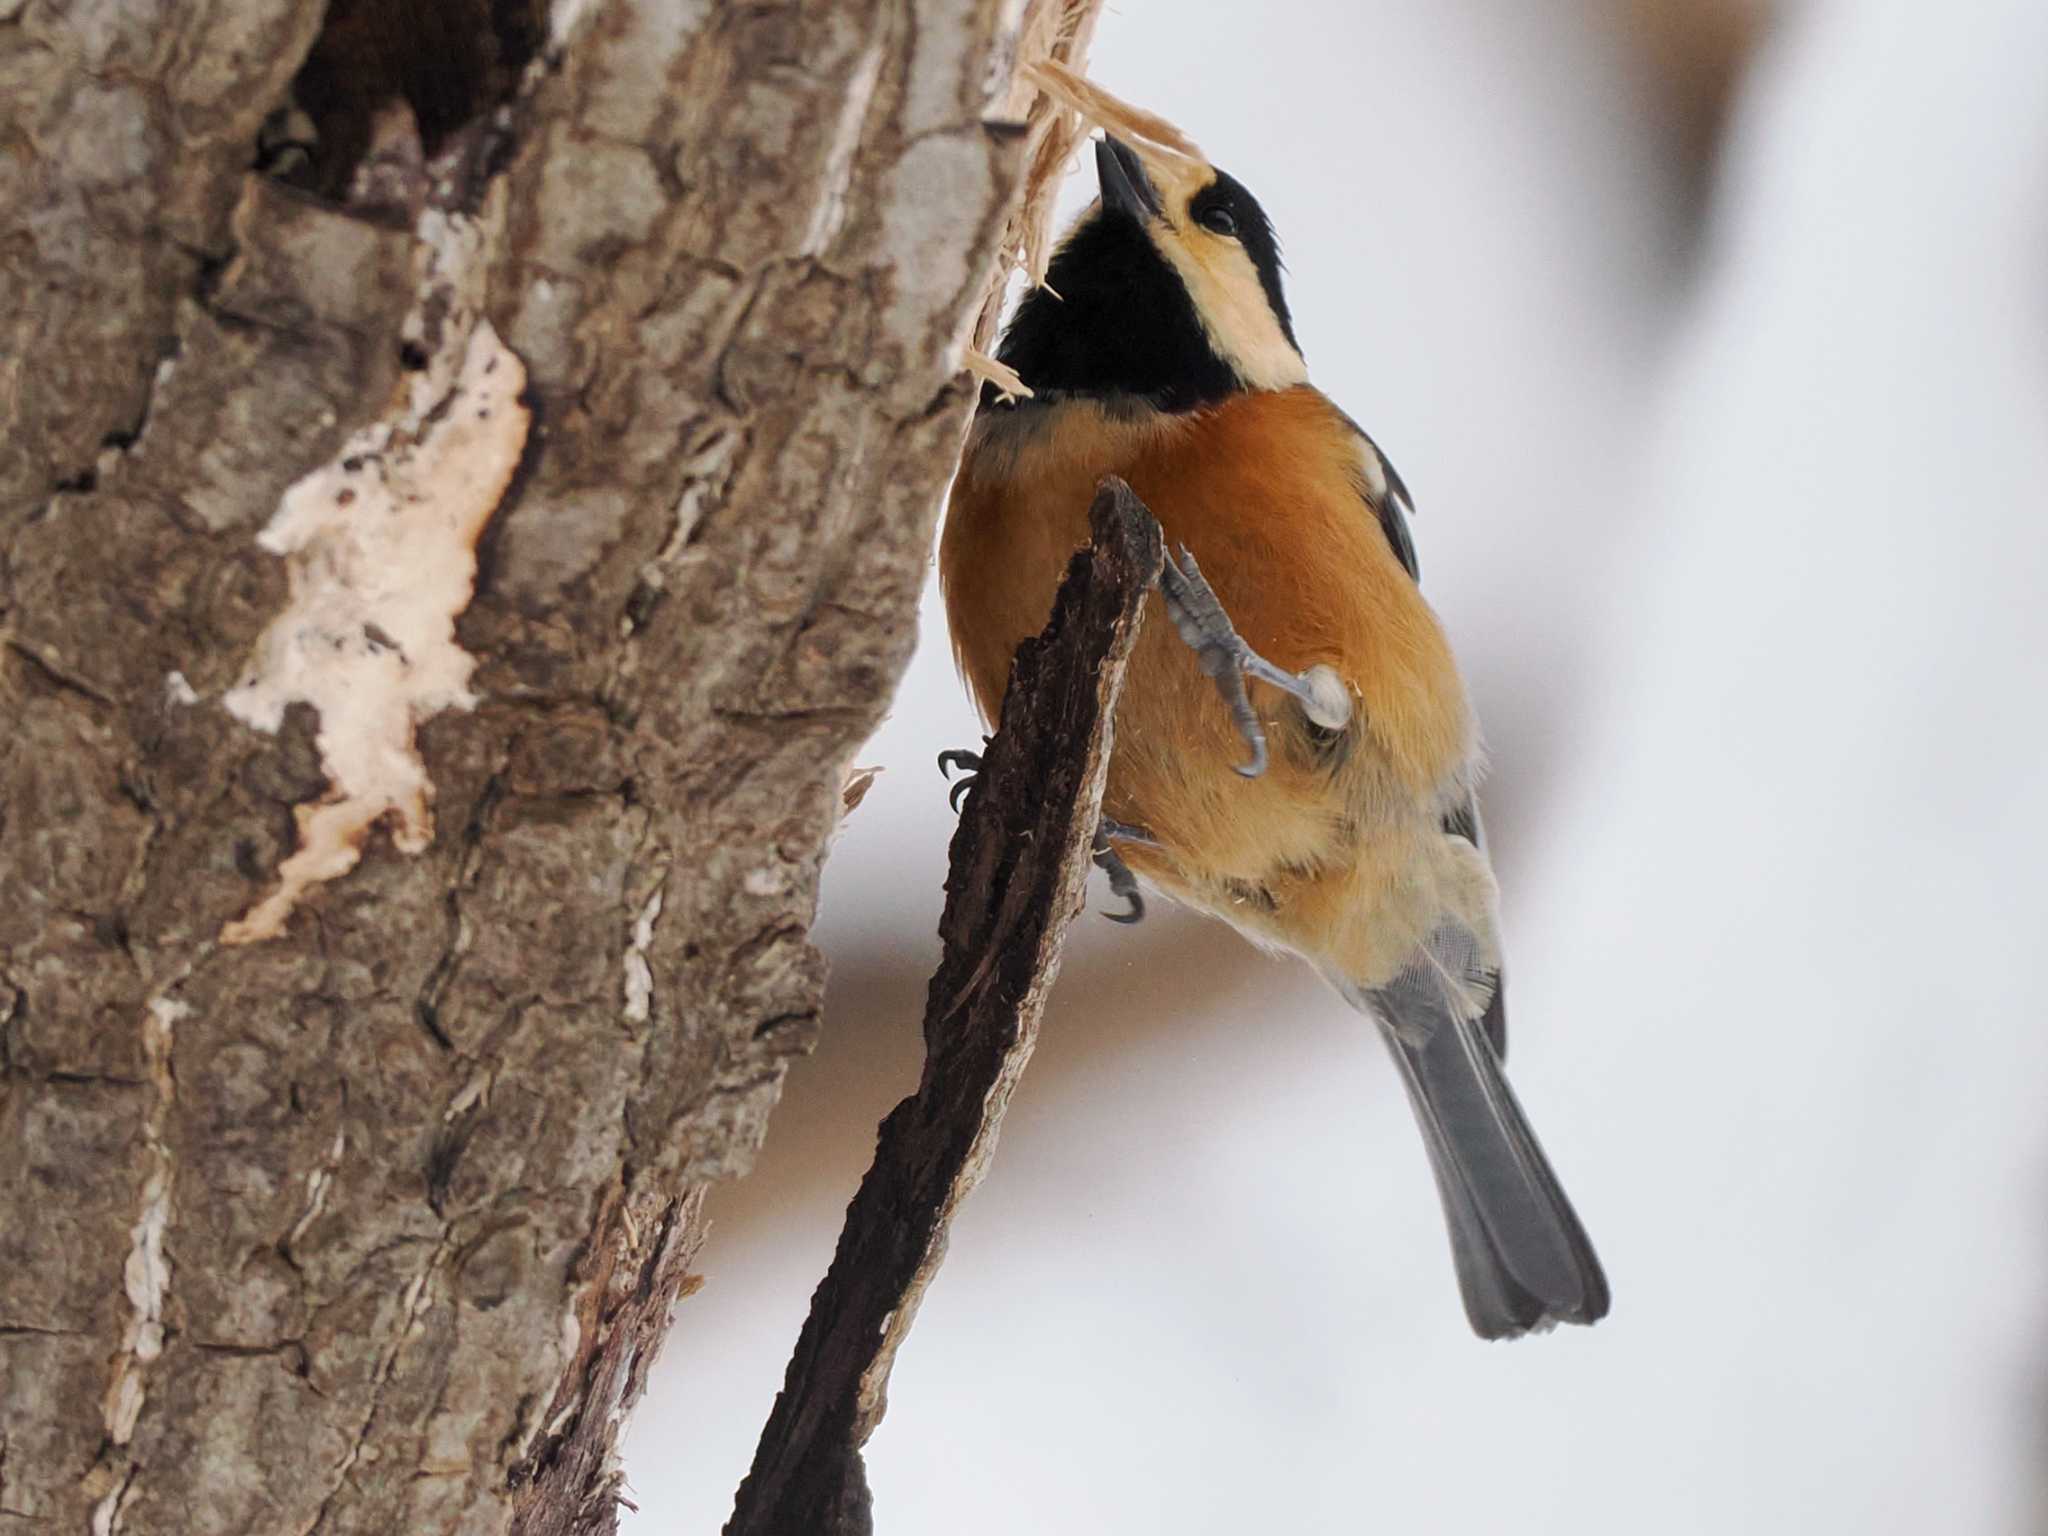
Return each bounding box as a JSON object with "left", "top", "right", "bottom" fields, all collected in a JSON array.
[{"left": 725, "top": 478, "right": 1164, "bottom": 1536}]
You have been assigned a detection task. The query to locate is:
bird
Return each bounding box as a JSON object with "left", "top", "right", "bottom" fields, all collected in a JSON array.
[{"left": 938, "top": 133, "right": 1610, "bottom": 1339}]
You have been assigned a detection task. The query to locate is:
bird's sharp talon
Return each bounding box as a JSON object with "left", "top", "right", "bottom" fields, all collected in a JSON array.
[
  {"left": 1093, "top": 834, "right": 1146, "bottom": 924},
  {"left": 940, "top": 745, "right": 985, "bottom": 812}
]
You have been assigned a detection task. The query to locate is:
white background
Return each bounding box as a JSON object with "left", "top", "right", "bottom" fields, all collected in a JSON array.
[{"left": 626, "top": 1, "right": 2048, "bottom": 1529}]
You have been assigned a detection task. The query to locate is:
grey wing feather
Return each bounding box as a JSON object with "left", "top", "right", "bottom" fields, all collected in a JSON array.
[
  {"left": 1330, "top": 404, "right": 1421, "bottom": 582},
  {"left": 1375, "top": 475, "right": 1420, "bottom": 582}
]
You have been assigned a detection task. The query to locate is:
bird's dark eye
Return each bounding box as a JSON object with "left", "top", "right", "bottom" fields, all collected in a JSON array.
[{"left": 1197, "top": 204, "right": 1238, "bottom": 238}]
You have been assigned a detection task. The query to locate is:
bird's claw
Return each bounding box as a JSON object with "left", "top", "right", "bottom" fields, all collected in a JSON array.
[
  {"left": 1158, "top": 546, "right": 1269, "bottom": 777},
  {"left": 1157, "top": 544, "right": 1352, "bottom": 777},
  {"left": 937, "top": 742, "right": 989, "bottom": 814},
  {"left": 945, "top": 742, "right": 1147, "bottom": 921},
  {"left": 1092, "top": 828, "right": 1146, "bottom": 924}
]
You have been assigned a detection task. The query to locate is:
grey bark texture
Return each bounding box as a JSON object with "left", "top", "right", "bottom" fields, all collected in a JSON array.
[{"left": 0, "top": 0, "right": 1049, "bottom": 1529}]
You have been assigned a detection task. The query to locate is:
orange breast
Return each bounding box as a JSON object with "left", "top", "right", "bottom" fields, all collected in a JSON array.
[{"left": 940, "top": 386, "right": 1471, "bottom": 900}]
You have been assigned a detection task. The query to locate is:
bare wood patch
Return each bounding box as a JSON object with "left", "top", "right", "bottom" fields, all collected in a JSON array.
[{"left": 221, "top": 213, "right": 530, "bottom": 945}]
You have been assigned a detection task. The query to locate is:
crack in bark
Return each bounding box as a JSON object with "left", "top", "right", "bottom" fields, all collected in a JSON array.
[
  {"left": 283, "top": 1128, "right": 348, "bottom": 1264},
  {"left": 190, "top": 1339, "right": 312, "bottom": 1377},
  {"left": 417, "top": 771, "right": 506, "bottom": 1051},
  {"left": 83, "top": 981, "right": 189, "bottom": 1528},
  {"left": 620, "top": 872, "right": 667, "bottom": 1029},
  {"left": 301, "top": 1232, "right": 455, "bottom": 1536},
  {"left": 87, "top": 1465, "right": 136, "bottom": 1536},
  {"left": 3, "top": 640, "right": 116, "bottom": 710},
  {"left": 24, "top": 338, "right": 185, "bottom": 519}
]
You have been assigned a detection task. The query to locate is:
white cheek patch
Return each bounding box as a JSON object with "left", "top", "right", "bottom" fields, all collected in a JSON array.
[
  {"left": 1152, "top": 228, "right": 1307, "bottom": 392},
  {"left": 1353, "top": 434, "right": 1389, "bottom": 502}
]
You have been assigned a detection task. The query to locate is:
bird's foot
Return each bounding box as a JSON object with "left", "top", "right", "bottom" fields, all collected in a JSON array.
[
  {"left": 946, "top": 743, "right": 1148, "bottom": 922},
  {"left": 1157, "top": 545, "right": 1354, "bottom": 778},
  {"left": 1092, "top": 820, "right": 1154, "bottom": 924},
  {"left": 936, "top": 740, "right": 990, "bottom": 813}
]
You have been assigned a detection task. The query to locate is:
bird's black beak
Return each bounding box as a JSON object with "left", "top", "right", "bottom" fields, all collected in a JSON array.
[{"left": 1096, "top": 136, "right": 1161, "bottom": 222}]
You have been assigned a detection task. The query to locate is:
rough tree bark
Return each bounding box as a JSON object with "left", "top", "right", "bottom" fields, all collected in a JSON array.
[{"left": 0, "top": 1, "right": 1083, "bottom": 1529}]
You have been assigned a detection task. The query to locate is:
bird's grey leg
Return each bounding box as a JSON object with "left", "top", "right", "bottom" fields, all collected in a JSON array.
[
  {"left": 1098, "top": 815, "right": 1158, "bottom": 848},
  {"left": 1157, "top": 546, "right": 1353, "bottom": 778}
]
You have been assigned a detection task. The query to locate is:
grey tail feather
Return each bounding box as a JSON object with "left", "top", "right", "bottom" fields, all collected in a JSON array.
[{"left": 1372, "top": 991, "right": 1610, "bottom": 1340}]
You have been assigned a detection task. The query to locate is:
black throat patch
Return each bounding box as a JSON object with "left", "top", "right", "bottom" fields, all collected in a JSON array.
[{"left": 991, "top": 211, "right": 1243, "bottom": 414}]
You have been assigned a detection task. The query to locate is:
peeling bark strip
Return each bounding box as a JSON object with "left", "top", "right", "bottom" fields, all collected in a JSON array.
[
  {"left": 2, "top": 0, "right": 1101, "bottom": 1530},
  {"left": 727, "top": 481, "right": 1165, "bottom": 1536}
]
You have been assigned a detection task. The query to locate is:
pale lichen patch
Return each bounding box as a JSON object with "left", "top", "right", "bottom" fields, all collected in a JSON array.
[{"left": 622, "top": 884, "right": 665, "bottom": 1026}]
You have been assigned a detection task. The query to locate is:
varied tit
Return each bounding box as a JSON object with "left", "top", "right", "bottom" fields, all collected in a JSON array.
[{"left": 939, "top": 136, "right": 1609, "bottom": 1339}]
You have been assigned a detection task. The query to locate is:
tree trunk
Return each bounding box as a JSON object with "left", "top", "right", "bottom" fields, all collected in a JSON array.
[{"left": 0, "top": 0, "right": 1041, "bottom": 1529}]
